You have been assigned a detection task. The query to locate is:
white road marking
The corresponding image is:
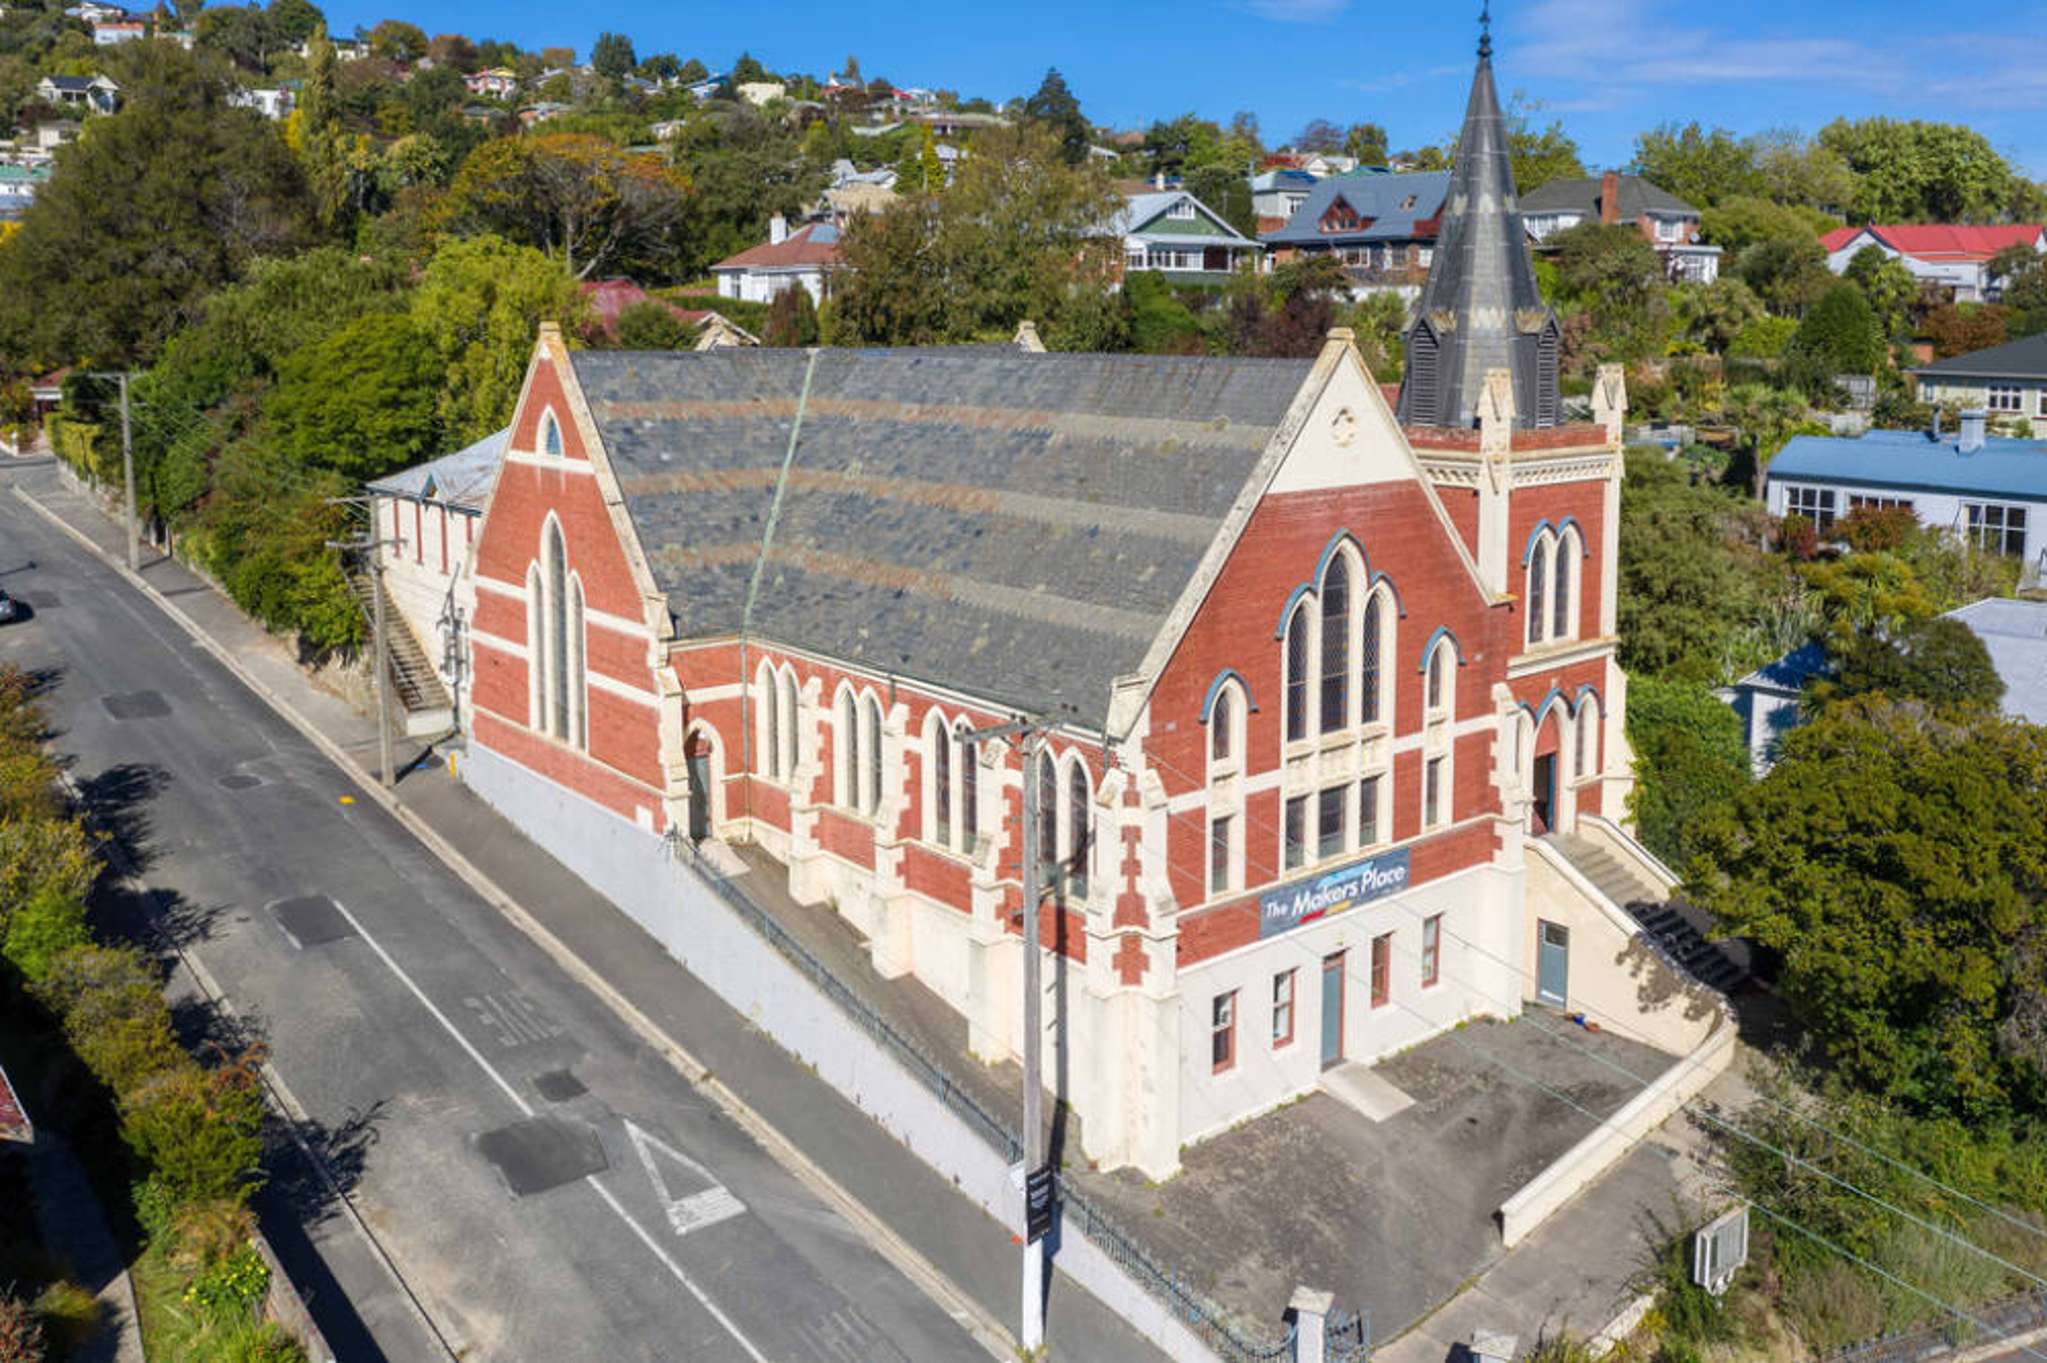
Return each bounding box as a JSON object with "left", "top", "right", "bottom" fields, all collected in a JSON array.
[
  {"left": 626, "top": 1119, "right": 749, "bottom": 1237},
  {"left": 324, "top": 899, "right": 772, "bottom": 1363}
]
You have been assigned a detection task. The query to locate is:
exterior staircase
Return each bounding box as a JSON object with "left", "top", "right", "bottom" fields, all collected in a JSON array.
[
  {"left": 347, "top": 573, "right": 453, "bottom": 737},
  {"left": 1548, "top": 832, "right": 1749, "bottom": 992}
]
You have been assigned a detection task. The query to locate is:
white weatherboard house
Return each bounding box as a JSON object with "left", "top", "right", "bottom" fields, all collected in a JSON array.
[
  {"left": 711, "top": 217, "right": 838, "bottom": 304},
  {"left": 1765, "top": 418, "right": 2047, "bottom": 586},
  {"left": 1114, "top": 188, "right": 1262, "bottom": 281}
]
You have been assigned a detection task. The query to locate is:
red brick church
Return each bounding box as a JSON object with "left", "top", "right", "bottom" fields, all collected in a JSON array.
[{"left": 452, "top": 35, "right": 1661, "bottom": 1177}]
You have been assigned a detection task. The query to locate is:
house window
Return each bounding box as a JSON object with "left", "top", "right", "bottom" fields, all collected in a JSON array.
[
  {"left": 1424, "top": 756, "right": 1445, "bottom": 829},
  {"left": 1421, "top": 914, "right": 1442, "bottom": 987},
  {"left": 1556, "top": 526, "right": 1581, "bottom": 641},
  {"left": 863, "top": 695, "right": 883, "bottom": 814},
  {"left": 781, "top": 671, "right": 799, "bottom": 782},
  {"left": 1210, "top": 814, "right": 1234, "bottom": 896},
  {"left": 1317, "top": 786, "right": 1345, "bottom": 862},
  {"left": 1212, "top": 991, "right": 1238, "bottom": 1073},
  {"left": 1125, "top": 247, "right": 1145, "bottom": 272},
  {"left": 932, "top": 717, "right": 952, "bottom": 847},
  {"left": 1284, "top": 794, "right": 1308, "bottom": 871},
  {"left": 2036, "top": 389, "right": 2047, "bottom": 419},
  {"left": 1358, "top": 774, "right": 1381, "bottom": 848},
  {"left": 1964, "top": 502, "right": 2029, "bottom": 556},
  {"left": 1785, "top": 485, "right": 1837, "bottom": 532},
  {"left": 1036, "top": 752, "right": 1059, "bottom": 882},
  {"left": 837, "top": 691, "right": 859, "bottom": 809},
  {"left": 762, "top": 663, "right": 782, "bottom": 779},
  {"left": 1211, "top": 687, "right": 1234, "bottom": 763},
  {"left": 1168, "top": 200, "right": 1197, "bottom": 220},
  {"left": 534, "top": 518, "right": 584, "bottom": 749},
  {"left": 1655, "top": 218, "right": 1680, "bottom": 242},
  {"left": 1848, "top": 494, "right": 1910, "bottom": 512},
  {"left": 1067, "top": 761, "right": 1091, "bottom": 897},
  {"left": 1320, "top": 555, "right": 1351, "bottom": 732},
  {"left": 1526, "top": 537, "right": 1549, "bottom": 645},
  {"left": 1989, "top": 384, "right": 2024, "bottom": 413},
  {"left": 1577, "top": 699, "right": 1601, "bottom": 778},
  {"left": 542, "top": 411, "right": 563, "bottom": 456},
  {"left": 1285, "top": 605, "right": 1310, "bottom": 742},
  {"left": 1272, "top": 970, "right": 1296, "bottom": 1047},
  {"left": 1370, "top": 933, "right": 1391, "bottom": 1008}
]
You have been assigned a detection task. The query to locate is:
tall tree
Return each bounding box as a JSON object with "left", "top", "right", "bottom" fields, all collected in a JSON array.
[
  {"left": 439, "top": 133, "right": 690, "bottom": 279},
  {"left": 408, "top": 234, "right": 583, "bottom": 441},
  {"left": 0, "top": 43, "right": 313, "bottom": 367},
  {"left": 1022, "top": 67, "right": 1089, "bottom": 166},
  {"left": 1293, "top": 117, "right": 1343, "bottom": 153},
  {"left": 263, "top": 0, "right": 322, "bottom": 46},
  {"left": 1551, "top": 221, "right": 1669, "bottom": 360},
  {"left": 265, "top": 311, "right": 439, "bottom": 478},
  {"left": 1631, "top": 122, "right": 1758, "bottom": 208},
  {"left": 367, "top": 17, "right": 426, "bottom": 63},
  {"left": 668, "top": 105, "right": 827, "bottom": 276},
  {"left": 1343, "top": 122, "right": 1388, "bottom": 167},
  {"left": 590, "top": 31, "right": 635, "bottom": 81},
  {"left": 1506, "top": 98, "right": 1583, "bottom": 193},
  {"left": 1819, "top": 117, "right": 2021, "bottom": 223}
]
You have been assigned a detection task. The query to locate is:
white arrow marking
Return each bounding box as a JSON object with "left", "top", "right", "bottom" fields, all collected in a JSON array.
[{"left": 625, "top": 1118, "right": 747, "bottom": 1238}]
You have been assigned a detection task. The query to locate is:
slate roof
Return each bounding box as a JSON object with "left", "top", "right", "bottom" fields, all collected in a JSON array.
[
  {"left": 1913, "top": 332, "right": 2047, "bottom": 381},
  {"left": 1258, "top": 170, "right": 1452, "bottom": 247},
  {"left": 570, "top": 348, "right": 1316, "bottom": 726},
  {"left": 1519, "top": 174, "right": 1697, "bottom": 220},
  {"left": 1947, "top": 598, "right": 2047, "bottom": 725},
  {"left": 1767, "top": 429, "right": 2047, "bottom": 502},
  {"left": 366, "top": 428, "right": 507, "bottom": 513}
]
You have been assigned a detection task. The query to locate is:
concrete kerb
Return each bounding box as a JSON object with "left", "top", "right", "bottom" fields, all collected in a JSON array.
[{"left": 15, "top": 484, "right": 1019, "bottom": 1362}]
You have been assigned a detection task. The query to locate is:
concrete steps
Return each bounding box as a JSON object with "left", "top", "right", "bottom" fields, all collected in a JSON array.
[{"left": 1548, "top": 834, "right": 1748, "bottom": 992}]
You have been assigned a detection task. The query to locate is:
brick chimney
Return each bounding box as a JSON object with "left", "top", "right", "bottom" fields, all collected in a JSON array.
[{"left": 1600, "top": 170, "right": 1620, "bottom": 226}]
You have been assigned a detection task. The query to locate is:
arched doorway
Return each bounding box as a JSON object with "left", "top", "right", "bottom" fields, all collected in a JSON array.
[
  {"left": 1528, "top": 708, "right": 1563, "bottom": 836},
  {"left": 684, "top": 726, "right": 722, "bottom": 841}
]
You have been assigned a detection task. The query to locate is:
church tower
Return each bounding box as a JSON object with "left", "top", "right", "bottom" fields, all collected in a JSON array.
[{"left": 1396, "top": 8, "right": 1561, "bottom": 429}]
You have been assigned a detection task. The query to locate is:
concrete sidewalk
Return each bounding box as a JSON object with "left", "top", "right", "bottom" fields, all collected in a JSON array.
[{"left": 16, "top": 467, "right": 1171, "bottom": 1362}]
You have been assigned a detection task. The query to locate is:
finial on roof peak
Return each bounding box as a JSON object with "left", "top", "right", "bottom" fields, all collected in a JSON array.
[{"left": 1479, "top": 2, "right": 1493, "bottom": 59}]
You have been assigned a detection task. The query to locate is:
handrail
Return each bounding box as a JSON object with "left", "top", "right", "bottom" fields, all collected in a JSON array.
[{"left": 1579, "top": 815, "right": 1682, "bottom": 892}]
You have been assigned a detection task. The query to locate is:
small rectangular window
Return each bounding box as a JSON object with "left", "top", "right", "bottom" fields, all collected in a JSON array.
[
  {"left": 1212, "top": 991, "right": 1237, "bottom": 1073},
  {"left": 1424, "top": 756, "right": 1445, "bottom": 828},
  {"left": 1284, "top": 795, "right": 1308, "bottom": 871},
  {"left": 1317, "top": 786, "right": 1345, "bottom": 862},
  {"left": 1421, "top": 914, "right": 1441, "bottom": 987},
  {"left": 1786, "top": 485, "right": 1837, "bottom": 531},
  {"left": 2036, "top": 389, "right": 2047, "bottom": 418},
  {"left": 1209, "top": 814, "right": 1233, "bottom": 896},
  {"left": 1358, "top": 775, "right": 1381, "bottom": 848},
  {"left": 1272, "top": 970, "right": 1295, "bottom": 1047},
  {"left": 1989, "top": 383, "right": 2024, "bottom": 413},
  {"left": 1370, "top": 933, "right": 1391, "bottom": 1008}
]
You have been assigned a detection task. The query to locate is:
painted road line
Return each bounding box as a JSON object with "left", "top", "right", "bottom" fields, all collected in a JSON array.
[
  {"left": 322, "top": 899, "right": 772, "bottom": 1363},
  {"left": 626, "top": 1118, "right": 749, "bottom": 1237}
]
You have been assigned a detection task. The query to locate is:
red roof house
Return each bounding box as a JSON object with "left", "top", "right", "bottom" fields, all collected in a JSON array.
[{"left": 1822, "top": 224, "right": 2046, "bottom": 301}]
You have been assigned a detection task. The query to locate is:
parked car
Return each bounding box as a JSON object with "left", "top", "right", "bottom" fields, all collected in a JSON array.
[{"left": 0, "top": 589, "right": 20, "bottom": 622}]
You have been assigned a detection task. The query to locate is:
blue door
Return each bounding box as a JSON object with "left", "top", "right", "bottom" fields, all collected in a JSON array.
[
  {"left": 1537, "top": 920, "right": 1569, "bottom": 1006},
  {"left": 1320, "top": 953, "right": 1346, "bottom": 1070}
]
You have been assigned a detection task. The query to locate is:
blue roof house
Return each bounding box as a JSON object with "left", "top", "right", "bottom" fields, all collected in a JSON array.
[{"left": 1765, "top": 414, "right": 2047, "bottom": 586}]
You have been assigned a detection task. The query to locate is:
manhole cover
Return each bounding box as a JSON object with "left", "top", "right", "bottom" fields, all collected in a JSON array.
[
  {"left": 533, "top": 1069, "right": 586, "bottom": 1103},
  {"left": 218, "top": 774, "right": 264, "bottom": 791},
  {"left": 102, "top": 691, "right": 171, "bottom": 721},
  {"left": 475, "top": 1116, "right": 607, "bottom": 1196},
  {"left": 270, "top": 896, "right": 354, "bottom": 948}
]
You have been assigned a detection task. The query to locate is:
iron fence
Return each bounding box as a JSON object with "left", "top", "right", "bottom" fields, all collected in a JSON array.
[
  {"left": 674, "top": 841, "right": 1358, "bottom": 1363},
  {"left": 1826, "top": 1289, "right": 2047, "bottom": 1363}
]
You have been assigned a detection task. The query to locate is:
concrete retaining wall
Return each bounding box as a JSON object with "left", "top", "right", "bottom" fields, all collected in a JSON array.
[
  {"left": 458, "top": 742, "right": 1228, "bottom": 1363},
  {"left": 253, "top": 1227, "right": 336, "bottom": 1363}
]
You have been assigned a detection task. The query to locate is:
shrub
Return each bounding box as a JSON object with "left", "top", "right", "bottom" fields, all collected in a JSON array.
[
  {"left": 0, "top": 1292, "right": 42, "bottom": 1363},
  {"left": 2, "top": 889, "right": 91, "bottom": 983},
  {"left": 35, "top": 945, "right": 185, "bottom": 1095},
  {"left": 167, "top": 1200, "right": 256, "bottom": 1277},
  {"left": 133, "top": 1177, "right": 181, "bottom": 1242},
  {"left": 182, "top": 1243, "right": 269, "bottom": 1323},
  {"left": 206, "top": 1320, "right": 305, "bottom": 1363},
  {"left": 0, "top": 818, "right": 99, "bottom": 935},
  {"left": 1780, "top": 1259, "right": 1886, "bottom": 1354},
  {"left": 121, "top": 1064, "right": 267, "bottom": 1205}
]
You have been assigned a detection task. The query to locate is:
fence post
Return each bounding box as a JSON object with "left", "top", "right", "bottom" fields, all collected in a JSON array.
[{"left": 1290, "top": 1287, "right": 1332, "bottom": 1363}]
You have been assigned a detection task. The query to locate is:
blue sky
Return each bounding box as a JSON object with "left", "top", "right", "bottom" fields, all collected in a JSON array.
[{"left": 326, "top": 0, "right": 2047, "bottom": 177}]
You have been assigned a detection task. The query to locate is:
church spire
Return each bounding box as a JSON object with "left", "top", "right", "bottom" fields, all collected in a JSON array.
[{"left": 1395, "top": 10, "right": 1561, "bottom": 431}]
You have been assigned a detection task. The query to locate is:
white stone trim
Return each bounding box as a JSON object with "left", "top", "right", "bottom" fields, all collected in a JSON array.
[
  {"left": 1506, "top": 636, "right": 1616, "bottom": 678},
  {"left": 476, "top": 574, "right": 645, "bottom": 637}
]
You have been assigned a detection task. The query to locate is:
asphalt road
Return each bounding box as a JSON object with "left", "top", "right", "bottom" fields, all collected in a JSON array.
[{"left": 0, "top": 485, "right": 988, "bottom": 1361}]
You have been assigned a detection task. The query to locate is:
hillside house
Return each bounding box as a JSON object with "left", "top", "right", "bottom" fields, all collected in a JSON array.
[
  {"left": 1260, "top": 169, "right": 1451, "bottom": 294},
  {"left": 35, "top": 74, "right": 118, "bottom": 115},
  {"left": 465, "top": 67, "right": 518, "bottom": 98},
  {"left": 1116, "top": 189, "right": 1261, "bottom": 282},
  {"left": 711, "top": 218, "right": 838, "bottom": 305},
  {"left": 1521, "top": 171, "right": 1720, "bottom": 282},
  {"left": 1913, "top": 333, "right": 2047, "bottom": 423},
  {"left": 1822, "top": 224, "right": 2047, "bottom": 303}
]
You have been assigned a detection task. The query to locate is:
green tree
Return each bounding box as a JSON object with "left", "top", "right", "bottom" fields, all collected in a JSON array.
[
  {"left": 1843, "top": 244, "right": 1920, "bottom": 340},
  {"left": 729, "top": 51, "right": 765, "bottom": 85},
  {"left": 1699, "top": 195, "right": 1839, "bottom": 259},
  {"left": 1617, "top": 450, "right": 1759, "bottom": 679},
  {"left": 1748, "top": 128, "right": 1860, "bottom": 214},
  {"left": 1344, "top": 121, "right": 1388, "bottom": 167},
  {"left": 409, "top": 234, "right": 584, "bottom": 442},
  {"left": 440, "top": 133, "right": 690, "bottom": 279},
  {"left": 668, "top": 105, "right": 828, "bottom": 276},
  {"left": 1924, "top": 302, "right": 2008, "bottom": 360},
  {"left": 195, "top": 3, "right": 279, "bottom": 70},
  {"left": 366, "top": 17, "right": 426, "bottom": 63},
  {"left": 1126, "top": 271, "right": 1201, "bottom": 353},
  {"left": 1734, "top": 236, "right": 1834, "bottom": 316},
  {"left": 0, "top": 42, "right": 313, "bottom": 367},
  {"left": 1721, "top": 382, "right": 1817, "bottom": 496},
  {"left": 1786, "top": 282, "right": 1886, "bottom": 381},
  {"left": 1671, "top": 277, "right": 1764, "bottom": 355},
  {"left": 265, "top": 312, "right": 439, "bottom": 478},
  {"left": 1551, "top": 221, "right": 1670, "bottom": 361},
  {"left": 590, "top": 30, "right": 634, "bottom": 81},
  {"left": 263, "top": 0, "right": 322, "bottom": 46},
  {"left": 1820, "top": 117, "right": 2022, "bottom": 223},
  {"left": 1183, "top": 163, "right": 1256, "bottom": 239},
  {"left": 762, "top": 284, "right": 818, "bottom": 346},
  {"left": 1631, "top": 121, "right": 1758, "bottom": 209},
  {"left": 1817, "top": 616, "right": 2005, "bottom": 715},
  {"left": 426, "top": 31, "right": 479, "bottom": 73},
  {"left": 611, "top": 300, "right": 696, "bottom": 350},
  {"left": 1690, "top": 701, "right": 2047, "bottom": 1118},
  {"left": 1990, "top": 244, "right": 2047, "bottom": 340},
  {"left": 1626, "top": 675, "right": 1752, "bottom": 870},
  {"left": 1022, "top": 67, "right": 1088, "bottom": 166},
  {"left": 1506, "top": 101, "right": 1583, "bottom": 193}
]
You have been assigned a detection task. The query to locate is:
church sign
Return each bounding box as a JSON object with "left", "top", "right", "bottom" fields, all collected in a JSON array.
[{"left": 1257, "top": 848, "right": 1412, "bottom": 940}]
